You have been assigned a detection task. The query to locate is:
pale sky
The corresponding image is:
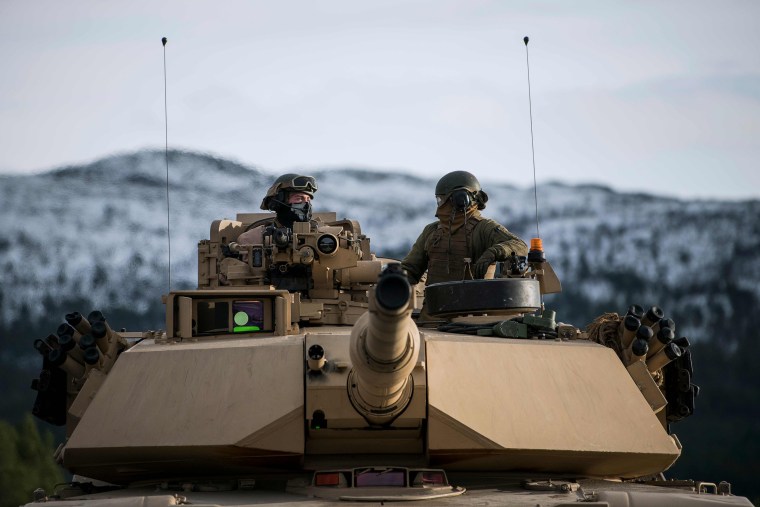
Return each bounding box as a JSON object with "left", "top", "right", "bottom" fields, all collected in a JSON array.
[{"left": 1, "top": 0, "right": 758, "bottom": 200}]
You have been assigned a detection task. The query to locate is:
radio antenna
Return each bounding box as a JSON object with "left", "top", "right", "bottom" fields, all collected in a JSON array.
[
  {"left": 162, "top": 36, "right": 172, "bottom": 292},
  {"left": 523, "top": 36, "right": 541, "bottom": 239}
]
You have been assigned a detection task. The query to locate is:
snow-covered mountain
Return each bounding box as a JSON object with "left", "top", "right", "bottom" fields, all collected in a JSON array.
[{"left": 1, "top": 149, "right": 759, "bottom": 345}]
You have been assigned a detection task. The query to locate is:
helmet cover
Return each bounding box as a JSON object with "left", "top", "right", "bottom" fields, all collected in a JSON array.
[
  {"left": 260, "top": 173, "right": 318, "bottom": 211},
  {"left": 435, "top": 171, "right": 488, "bottom": 210}
]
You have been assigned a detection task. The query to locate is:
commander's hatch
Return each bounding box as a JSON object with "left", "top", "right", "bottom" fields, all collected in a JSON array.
[{"left": 165, "top": 289, "right": 296, "bottom": 340}]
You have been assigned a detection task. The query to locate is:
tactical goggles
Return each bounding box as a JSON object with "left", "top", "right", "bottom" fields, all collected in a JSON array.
[
  {"left": 436, "top": 188, "right": 471, "bottom": 206},
  {"left": 283, "top": 175, "right": 318, "bottom": 193}
]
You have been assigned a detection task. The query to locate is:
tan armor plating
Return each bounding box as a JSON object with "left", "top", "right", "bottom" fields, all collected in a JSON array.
[{"left": 425, "top": 215, "right": 482, "bottom": 285}]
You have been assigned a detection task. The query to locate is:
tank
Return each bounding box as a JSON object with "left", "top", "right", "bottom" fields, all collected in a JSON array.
[{"left": 25, "top": 210, "right": 752, "bottom": 506}]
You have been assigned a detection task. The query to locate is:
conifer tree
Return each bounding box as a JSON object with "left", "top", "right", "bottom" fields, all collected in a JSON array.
[{"left": 0, "top": 415, "right": 64, "bottom": 507}]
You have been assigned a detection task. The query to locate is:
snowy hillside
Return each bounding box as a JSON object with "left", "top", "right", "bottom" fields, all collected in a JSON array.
[{"left": 1, "top": 149, "right": 759, "bottom": 344}]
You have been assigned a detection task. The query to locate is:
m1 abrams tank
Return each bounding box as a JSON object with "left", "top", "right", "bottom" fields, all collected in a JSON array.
[{"left": 27, "top": 210, "right": 752, "bottom": 506}]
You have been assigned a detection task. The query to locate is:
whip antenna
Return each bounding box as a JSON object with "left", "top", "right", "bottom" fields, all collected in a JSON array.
[
  {"left": 523, "top": 36, "right": 541, "bottom": 239},
  {"left": 162, "top": 36, "right": 172, "bottom": 291}
]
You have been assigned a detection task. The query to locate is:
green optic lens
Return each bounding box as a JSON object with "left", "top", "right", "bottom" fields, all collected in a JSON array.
[{"left": 233, "top": 311, "right": 249, "bottom": 326}]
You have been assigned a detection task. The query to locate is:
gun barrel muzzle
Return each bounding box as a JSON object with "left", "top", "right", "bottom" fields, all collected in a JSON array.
[
  {"left": 87, "top": 310, "right": 106, "bottom": 325},
  {"left": 57, "top": 323, "right": 81, "bottom": 341},
  {"left": 59, "top": 333, "right": 85, "bottom": 364},
  {"left": 83, "top": 346, "right": 103, "bottom": 373},
  {"left": 635, "top": 324, "right": 654, "bottom": 344},
  {"left": 48, "top": 348, "right": 85, "bottom": 378},
  {"left": 630, "top": 338, "right": 649, "bottom": 362},
  {"left": 91, "top": 320, "right": 112, "bottom": 354},
  {"left": 641, "top": 306, "right": 664, "bottom": 327},
  {"left": 626, "top": 304, "right": 644, "bottom": 320},
  {"left": 348, "top": 264, "right": 420, "bottom": 425},
  {"left": 78, "top": 334, "right": 97, "bottom": 351},
  {"left": 34, "top": 338, "right": 53, "bottom": 356},
  {"left": 66, "top": 311, "right": 91, "bottom": 335},
  {"left": 651, "top": 317, "right": 675, "bottom": 335},
  {"left": 673, "top": 336, "right": 690, "bottom": 350},
  {"left": 647, "top": 327, "right": 674, "bottom": 358},
  {"left": 646, "top": 342, "right": 682, "bottom": 373},
  {"left": 619, "top": 315, "right": 640, "bottom": 349}
]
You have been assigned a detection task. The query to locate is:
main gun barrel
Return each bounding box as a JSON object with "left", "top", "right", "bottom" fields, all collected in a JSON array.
[{"left": 348, "top": 264, "right": 420, "bottom": 425}]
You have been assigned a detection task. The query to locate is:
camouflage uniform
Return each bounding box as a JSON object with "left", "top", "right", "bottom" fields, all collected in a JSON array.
[{"left": 401, "top": 210, "right": 528, "bottom": 285}]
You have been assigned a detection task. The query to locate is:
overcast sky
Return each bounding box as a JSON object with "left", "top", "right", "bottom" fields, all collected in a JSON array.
[{"left": 1, "top": 0, "right": 758, "bottom": 200}]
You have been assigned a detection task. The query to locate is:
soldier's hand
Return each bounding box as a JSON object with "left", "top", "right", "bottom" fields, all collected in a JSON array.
[{"left": 473, "top": 250, "right": 497, "bottom": 279}]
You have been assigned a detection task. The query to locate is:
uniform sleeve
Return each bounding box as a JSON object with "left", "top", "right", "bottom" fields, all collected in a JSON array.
[
  {"left": 400, "top": 223, "right": 436, "bottom": 284},
  {"left": 478, "top": 219, "right": 528, "bottom": 260}
]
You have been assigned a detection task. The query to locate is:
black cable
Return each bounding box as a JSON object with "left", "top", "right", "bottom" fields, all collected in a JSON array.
[
  {"left": 524, "top": 36, "right": 541, "bottom": 240},
  {"left": 162, "top": 36, "right": 171, "bottom": 292}
]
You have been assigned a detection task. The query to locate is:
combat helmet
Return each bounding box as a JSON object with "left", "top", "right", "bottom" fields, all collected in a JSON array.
[
  {"left": 260, "top": 173, "right": 318, "bottom": 211},
  {"left": 435, "top": 170, "right": 488, "bottom": 210}
]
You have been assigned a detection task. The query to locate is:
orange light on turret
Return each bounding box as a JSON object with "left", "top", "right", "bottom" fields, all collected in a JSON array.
[{"left": 528, "top": 238, "right": 546, "bottom": 264}]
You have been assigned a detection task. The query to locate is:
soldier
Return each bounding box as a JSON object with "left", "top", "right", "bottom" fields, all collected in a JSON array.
[
  {"left": 401, "top": 171, "right": 528, "bottom": 285},
  {"left": 237, "top": 173, "right": 318, "bottom": 245}
]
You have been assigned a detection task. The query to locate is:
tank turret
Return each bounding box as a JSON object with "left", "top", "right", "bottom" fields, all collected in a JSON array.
[{"left": 24, "top": 211, "right": 751, "bottom": 505}]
